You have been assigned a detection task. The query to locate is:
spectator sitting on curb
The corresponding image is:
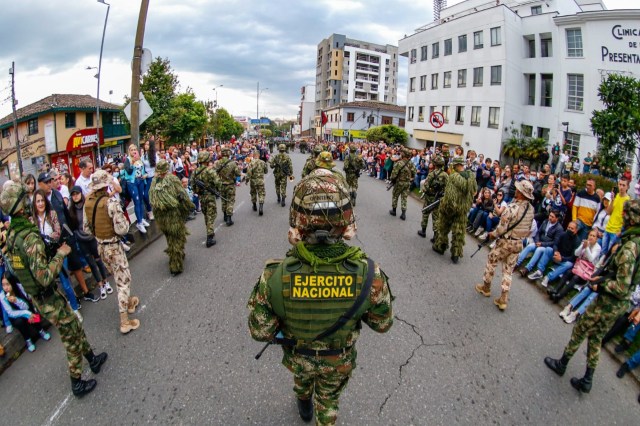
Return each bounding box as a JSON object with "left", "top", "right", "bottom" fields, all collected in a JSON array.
[
  {"left": 516, "top": 210, "right": 563, "bottom": 277},
  {"left": 528, "top": 221, "right": 580, "bottom": 282}
]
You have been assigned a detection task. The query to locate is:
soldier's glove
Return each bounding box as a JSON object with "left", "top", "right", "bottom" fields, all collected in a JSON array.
[{"left": 57, "top": 242, "right": 72, "bottom": 257}]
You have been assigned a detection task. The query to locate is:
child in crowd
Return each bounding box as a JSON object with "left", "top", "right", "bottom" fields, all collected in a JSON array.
[{"left": 181, "top": 177, "right": 197, "bottom": 220}]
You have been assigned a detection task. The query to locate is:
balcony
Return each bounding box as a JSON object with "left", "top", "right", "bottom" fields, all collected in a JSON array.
[{"left": 103, "top": 123, "right": 128, "bottom": 139}]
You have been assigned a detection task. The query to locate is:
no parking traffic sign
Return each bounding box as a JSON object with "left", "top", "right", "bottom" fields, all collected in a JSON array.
[{"left": 430, "top": 112, "right": 444, "bottom": 129}]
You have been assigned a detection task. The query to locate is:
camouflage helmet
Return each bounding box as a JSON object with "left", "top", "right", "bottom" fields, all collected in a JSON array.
[
  {"left": 313, "top": 145, "right": 323, "bottom": 155},
  {"left": 221, "top": 147, "right": 232, "bottom": 157},
  {"left": 401, "top": 149, "right": 412, "bottom": 159},
  {"left": 278, "top": 144, "right": 287, "bottom": 152},
  {"left": 450, "top": 157, "right": 465, "bottom": 167},
  {"left": 290, "top": 168, "right": 354, "bottom": 235},
  {"left": 197, "top": 151, "right": 211, "bottom": 164},
  {"left": 315, "top": 151, "right": 335, "bottom": 169},
  {"left": 156, "top": 159, "right": 170, "bottom": 174},
  {"left": 623, "top": 199, "right": 640, "bottom": 226},
  {"left": 0, "top": 180, "right": 28, "bottom": 216},
  {"left": 89, "top": 169, "right": 111, "bottom": 191},
  {"left": 433, "top": 155, "right": 445, "bottom": 167}
]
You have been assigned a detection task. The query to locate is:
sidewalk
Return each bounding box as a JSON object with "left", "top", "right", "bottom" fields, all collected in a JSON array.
[{"left": 0, "top": 221, "right": 163, "bottom": 375}]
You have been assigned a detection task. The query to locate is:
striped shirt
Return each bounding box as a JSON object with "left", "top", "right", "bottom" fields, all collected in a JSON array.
[{"left": 572, "top": 189, "right": 600, "bottom": 227}]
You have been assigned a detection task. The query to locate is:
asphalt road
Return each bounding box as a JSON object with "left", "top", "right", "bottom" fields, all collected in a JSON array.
[{"left": 1, "top": 151, "right": 638, "bottom": 425}]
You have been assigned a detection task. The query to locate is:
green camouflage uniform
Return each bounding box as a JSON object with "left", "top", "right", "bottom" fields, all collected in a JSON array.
[
  {"left": 215, "top": 155, "right": 241, "bottom": 216},
  {"left": 343, "top": 151, "right": 365, "bottom": 192},
  {"left": 193, "top": 162, "right": 221, "bottom": 236},
  {"left": 434, "top": 163, "right": 477, "bottom": 258},
  {"left": 270, "top": 151, "right": 293, "bottom": 199},
  {"left": 247, "top": 158, "right": 268, "bottom": 204},
  {"left": 149, "top": 163, "right": 195, "bottom": 274},
  {"left": 302, "top": 147, "right": 322, "bottom": 178},
  {"left": 390, "top": 158, "right": 417, "bottom": 210},
  {"left": 420, "top": 167, "right": 448, "bottom": 238}
]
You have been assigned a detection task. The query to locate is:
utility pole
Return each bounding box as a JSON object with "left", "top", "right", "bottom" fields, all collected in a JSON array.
[
  {"left": 130, "top": 0, "right": 150, "bottom": 148},
  {"left": 9, "top": 62, "right": 23, "bottom": 178}
]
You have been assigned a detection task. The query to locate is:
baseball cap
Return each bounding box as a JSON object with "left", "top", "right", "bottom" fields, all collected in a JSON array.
[
  {"left": 603, "top": 192, "right": 612, "bottom": 201},
  {"left": 70, "top": 185, "right": 83, "bottom": 195},
  {"left": 37, "top": 172, "right": 53, "bottom": 183}
]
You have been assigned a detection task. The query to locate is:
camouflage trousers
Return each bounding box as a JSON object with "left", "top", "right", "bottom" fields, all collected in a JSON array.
[
  {"left": 35, "top": 291, "right": 91, "bottom": 378},
  {"left": 157, "top": 213, "right": 189, "bottom": 274},
  {"left": 274, "top": 175, "right": 288, "bottom": 198},
  {"left": 563, "top": 298, "right": 625, "bottom": 369},
  {"left": 283, "top": 347, "right": 356, "bottom": 426},
  {"left": 391, "top": 182, "right": 410, "bottom": 210},
  {"left": 250, "top": 180, "right": 266, "bottom": 204},
  {"left": 482, "top": 239, "right": 522, "bottom": 293},
  {"left": 434, "top": 211, "right": 467, "bottom": 257},
  {"left": 220, "top": 184, "right": 236, "bottom": 216},
  {"left": 201, "top": 195, "right": 217, "bottom": 235},
  {"left": 421, "top": 199, "right": 440, "bottom": 238},
  {"left": 98, "top": 241, "right": 132, "bottom": 314},
  {"left": 345, "top": 173, "right": 359, "bottom": 192}
]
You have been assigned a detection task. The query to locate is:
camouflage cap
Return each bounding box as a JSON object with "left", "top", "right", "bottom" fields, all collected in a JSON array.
[
  {"left": 315, "top": 151, "right": 335, "bottom": 169},
  {"left": 401, "top": 149, "right": 411, "bottom": 159},
  {"left": 221, "top": 148, "right": 232, "bottom": 157},
  {"left": 0, "top": 180, "right": 28, "bottom": 216},
  {"left": 313, "top": 145, "right": 323, "bottom": 155},
  {"left": 433, "top": 156, "right": 445, "bottom": 167},
  {"left": 89, "top": 169, "right": 111, "bottom": 191},
  {"left": 450, "top": 157, "right": 465, "bottom": 167},
  {"left": 290, "top": 168, "right": 354, "bottom": 233},
  {"left": 156, "top": 159, "right": 170, "bottom": 174},
  {"left": 514, "top": 179, "right": 535, "bottom": 200},
  {"left": 278, "top": 144, "right": 287, "bottom": 152},
  {"left": 197, "top": 151, "right": 211, "bottom": 164},
  {"left": 623, "top": 199, "right": 640, "bottom": 225}
]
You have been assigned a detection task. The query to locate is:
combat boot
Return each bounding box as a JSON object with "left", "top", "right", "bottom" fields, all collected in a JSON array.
[
  {"left": 400, "top": 209, "right": 406, "bottom": 220},
  {"left": 544, "top": 353, "right": 570, "bottom": 376},
  {"left": 226, "top": 214, "right": 234, "bottom": 226},
  {"left": 494, "top": 291, "right": 509, "bottom": 310},
  {"left": 277, "top": 194, "right": 281, "bottom": 203},
  {"left": 389, "top": 207, "right": 396, "bottom": 216},
  {"left": 223, "top": 213, "right": 228, "bottom": 223},
  {"left": 352, "top": 191, "right": 357, "bottom": 206},
  {"left": 252, "top": 202, "right": 257, "bottom": 211},
  {"left": 296, "top": 397, "right": 313, "bottom": 422},
  {"left": 71, "top": 377, "right": 97, "bottom": 397},
  {"left": 616, "top": 363, "right": 630, "bottom": 378},
  {"left": 281, "top": 196, "right": 286, "bottom": 207},
  {"left": 570, "top": 367, "right": 594, "bottom": 393},
  {"left": 206, "top": 234, "right": 217, "bottom": 247},
  {"left": 475, "top": 282, "right": 491, "bottom": 297},
  {"left": 417, "top": 227, "right": 427, "bottom": 238},
  {"left": 127, "top": 296, "right": 140, "bottom": 314},
  {"left": 84, "top": 351, "right": 108, "bottom": 374},
  {"left": 259, "top": 203, "right": 264, "bottom": 216},
  {"left": 120, "top": 312, "right": 140, "bottom": 334}
]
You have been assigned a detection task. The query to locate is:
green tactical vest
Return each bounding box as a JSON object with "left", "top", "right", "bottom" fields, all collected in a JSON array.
[
  {"left": 268, "top": 257, "right": 371, "bottom": 349},
  {"left": 6, "top": 228, "right": 45, "bottom": 297}
]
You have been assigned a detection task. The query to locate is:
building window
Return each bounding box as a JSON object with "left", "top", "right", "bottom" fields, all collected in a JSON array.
[
  {"left": 455, "top": 106, "right": 465, "bottom": 125},
  {"left": 429, "top": 106, "right": 437, "bottom": 118},
  {"left": 347, "top": 112, "right": 355, "bottom": 122},
  {"left": 541, "top": 36, "right": 552, "bottom": 57},
  {"left": 537, "top": 127, "right": 550, "bottom": 141},
  {"left": 410, "top": 48, "right": 417, "bottom": 63},
  {"left": 471, "top": 106, "right": 481, "bottom": 126},
  {"left": 64, "top": 112, "right": 76, "bottom": 128},
  {"left": 106, "top": 112, "right": 124, "bottom": 125},
  {"left": 473, "top": 31, "right": 483, "bottom": 49},
  {"left": 567, "top": 74, "right": 584, "bottom": 111},
  {"left": 488, "top": 107, "right": 500, "bottom": 129},
  {"left": 527, "top": 74, "right": 536, "bottom": 105},
  {"left": 85, "top": 112, "right": 94, "bottom": 127},
  {"left": 473, "top": 67, "right": 483, "bottom": 86},
  {"left": 566, "top": 28, "right": 583, "bottom": 57},
  {"left": 27, "top": 118, "right": 38, "bottom": 135},
  {"left": 443, "top": 71, "right": 452, "bottom": 88},
  {"left": 410, "top": 77, "right": 416, "bottom": 92},
  {"left": 431, "top": 73, "right": 438, "bottom": 90},
  {"left": 458, "top": 34, "right": 467, "bottom": 53},
  {"left": 527, "top": 36, "right": 536, "bottom": 58},
  {"left": 418, "top": 106, "right": 425, "bottom": 122},
  {"left": 541, "top": 74, "right": 553, "bottom": 107},
  {"left": 408, "top": 106, "right": 414, "bottom": 121},
  {"left": 381, "top": 116, "right": 392, "bottom": 125},
  {"left": 531, "top": 5, "right": 542, "bottom": 15},
  {"left": 444, "top": 38, "right": 452, "bottom": 56},
  {"left": 490, "top": 65, "right": 502, "bottom": 85},
  {"left": 420, "top": 75, "right": 427, "bottom": 91},
  {"left": 458, "top": 69, "right": 467, "bottom": 87},
  {"left": 521, "top": 125, "right": 533, "bottom": 137},
  {"left": 1, "top": 128, "right": 10, "bottom": 138},
  {"left": 421, "top": 45, "right": 428, "bottom": 61},
  {"left": 490, "top": 27, "right": 501, "bottom": 46},
  {"left": 399, "top": 118, "right": 405, "bottom": 127},
  {"left": 565, "top": 132, "right": 581, "bottom": 157},
  {"left": 432, "top": 42, "right": 440, "bottom": 58},
  {"left": 442, "top": 106, "right": 450, "bottom": 123}
]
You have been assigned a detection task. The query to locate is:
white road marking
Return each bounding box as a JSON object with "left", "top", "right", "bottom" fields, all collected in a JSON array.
[
  {"left": 138, "top": 277, "right": 172, "bottom": 313},
  {"left": 43, "top": 393, "right": 71, "bottom": 426}
]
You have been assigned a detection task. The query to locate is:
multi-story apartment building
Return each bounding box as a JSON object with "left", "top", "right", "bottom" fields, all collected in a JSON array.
[
  {"left": 315, "top": 34, "right": 399, "bottom": 117},
  {"left": 399, "top": 0, "right": 639, "bottom": 175}
]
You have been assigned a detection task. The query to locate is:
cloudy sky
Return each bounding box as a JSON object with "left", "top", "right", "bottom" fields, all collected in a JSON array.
[{"left": 0, "top": 0, "right": 635, "bottom": 121}]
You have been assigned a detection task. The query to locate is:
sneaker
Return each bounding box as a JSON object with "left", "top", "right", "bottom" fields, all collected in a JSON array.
[
  {"left": 99, "top": 286, "right": 107, "bottom": 300},
  {"left": 83, "top": 292, "right": 99, "bottom": 303},
  {"left": 474, "top": 227, "right": 485, "bottom": 237},
  {"left": 541, "top": 276, "right": 549, "bottom": 288},
  {"left": 104, "top": 282, "right": 114, "bottom": 294},
  {"left": 74, "top": 310, "right": 83, "bottom": 323},
  {"left": 141, "top": 219, "right": 150, "bottom": 227},
  {"left": 6, "top": 325, "right": 13, "bottom": 334},
  {"left": 25, "top": 339, "right": 35, "bottom": 352},
  {"left": 122, "top": 242, "right": 131, "bottom": 252},
  {"left": 147, "top": 211, "right": 154, "bottom": 221},
  {"left": 559, "top": 305, "right": 571, "bottom": 319},
  {"left": 38, "top": 330, "right": 51, "bottom": 341},
  {"left": 136, "top": 223, "right": 147, "bottom": 234},
  {"left": 489, "top": 241, "right": 496, "bottom": 249},
  {"left": 478, "top": 232, "right": 488, "bottom": 241},
  {"left": 518, "top": 266, "right": 529, "bottom": 277},
  {"left": 528, "top": 270, "right": 543, "bottom": 280},
  {"left": 564, "top": 311, "right": 578, "bottom": 324}
]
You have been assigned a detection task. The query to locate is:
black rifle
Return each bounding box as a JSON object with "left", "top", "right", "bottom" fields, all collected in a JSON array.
[
  {"left": 386, "top": 159, "right": 411, "bottom": 191},
  {"left": 469, "top": 203, "right": 531, "bottom": 258},
  {"left": 421, "top": 191, "right": 444, "bottom": 213},
  {"left": 193, "top": 179, "right": 229, "bottom": 202}
]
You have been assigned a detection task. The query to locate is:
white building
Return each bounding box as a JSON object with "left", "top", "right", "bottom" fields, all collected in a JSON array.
[
  {"left": 398, "top": 0, "right": 639, "bottom": 175},
  {"left": 321, "top": 101, "right": 406, "bottom": 143},
  {"left": 297, "top": 85, "right": 316, "bottom": 137}
]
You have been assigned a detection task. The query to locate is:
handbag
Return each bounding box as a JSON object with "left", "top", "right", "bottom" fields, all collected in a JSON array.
[{"left": 572, "top": 258, "right": 595, "bottom": 281}]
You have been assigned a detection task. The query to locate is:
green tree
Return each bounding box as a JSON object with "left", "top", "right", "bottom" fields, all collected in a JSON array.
[
  {"left": 365, "top": 124, "right": 408, "bottom": 145},
  {"left": 164, "top": 91, "right": 208, "bottom": 146},
  {"left": 501, "top": 122, "right": 548, "bottom": 166},
  {"left": 139, "top": 57, "right": 179, "bottom": 137},
  {"left": 590, "top": 73, "right": 640, "bottom": 176},
  {"left": 211, "top": 108, "right": 244, "bottom": 142}
]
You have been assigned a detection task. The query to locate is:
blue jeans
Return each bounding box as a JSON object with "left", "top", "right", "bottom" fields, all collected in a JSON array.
[
  {"left": 575, "top": 220, "right": 589, "bottom": 241},
  {"left": 601, "top": 231, "right": 620, "bottom": 256},
  {"left": 569, "top": 287, "right": 597, "bottom": 314},
  {"left": 144, "top": 177, "right": 154, "bottom": 213},
  {"left": 547, "top": 260, "right": 574, "bottom": 281},
  {"left": 624, "top": 324, "right": 640, "bottom": 369},
  {"left": 127, "top": 180, "right": 145, "bottom": 224},
  {"left": 59, "top": 259, "right": 79, "bottom": 311},
  {"left": 516, "top": 243, "right": 538, "bottom": 266},
  {"left": 527, "top": 246, "right": 554, "bottom": 272},
  {"left": 484, "top": 215, "right": 500, "bottom": 232}
]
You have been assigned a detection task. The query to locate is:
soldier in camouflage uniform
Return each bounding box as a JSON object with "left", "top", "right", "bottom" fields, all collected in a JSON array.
[
  {"left": 247, "top": 167, "right": 393, "bottom": 425},
  {"left": 149, "top": 160, "right": 195, "bottom": 276},
  {"left": 299, "top": 139, "right": 308, "bottom": 154},
  {"left": 544, "top": 198, "right": 640, "bottom": 394},
  {"left": 247, "top": 150, "right": 268, "bottom": 216},
  {"left": 270, "top": 144, "right": 293, "bottom": 207},
  {"left": 418, "top": 155, "right": 448, "bottom": 241},
  {"left": 193, "top": 151, "right": 221, "bottom": 247},
  {"left": 475, "top": 180, "right": 535, "bottom": 311},
  {"left": 389, "top": 149, "right": 417, "bottom": 220},
  {"left": 215, "top": 147, "right": 241, "bottom": 225},
  {"left": 302, "top": 145, "right": 323, "bottom": 178},
  {"left": 84, "top": 170, "right": 141, "bottom": 333},
  {"left": 0, "top": 181, "right": 107, "bottom": 397},
  {"left": 433, "top": 156, "right": 478, "bottom": 264},
  {"left": 342, "top": 144, "right": 365, "bottom": 206}
]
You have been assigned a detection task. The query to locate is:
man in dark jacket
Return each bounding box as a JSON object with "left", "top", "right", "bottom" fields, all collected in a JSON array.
[
  {"left": 516, "top": 210, "right": 563, "bottom": 276},
  {"left": 527, "top": 221, "right": 580, "bottom": 281}
]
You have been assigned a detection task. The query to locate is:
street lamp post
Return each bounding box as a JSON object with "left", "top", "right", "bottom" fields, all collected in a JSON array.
[
  {"left": 212, "top": 84, "right": 223, "bottom": 108},
  {"left": 95, "top": 0, "right": 110, "bottom": 166},
  {"left": 257, "top": 82, "right": 268, "bottom": 135}
]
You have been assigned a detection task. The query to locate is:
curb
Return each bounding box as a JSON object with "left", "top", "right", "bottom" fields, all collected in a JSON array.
[{"left": 0, "top": 222, "right": 163, "bottom": 375}]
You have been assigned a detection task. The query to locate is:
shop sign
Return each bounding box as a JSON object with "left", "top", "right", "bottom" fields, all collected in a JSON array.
[{"left": 66, "top": 128, "right": 103, "bottom": 152}]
